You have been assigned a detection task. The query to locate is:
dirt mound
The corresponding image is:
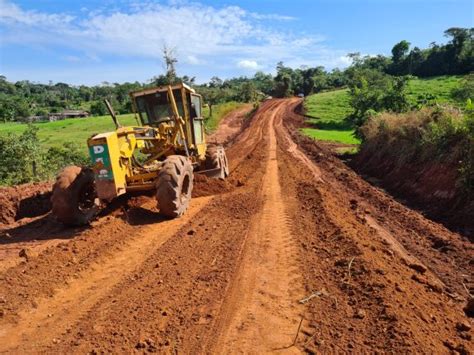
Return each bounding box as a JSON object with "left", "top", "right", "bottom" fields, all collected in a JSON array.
[
  {"left": 192, "top": 174, "right": 233, "bottom": 197},
  {"left": 0, "top": 182, "right": 52, "bottom": 225},
  {"left": 352, "top": 152, "right": 474, "bottom": 238}
]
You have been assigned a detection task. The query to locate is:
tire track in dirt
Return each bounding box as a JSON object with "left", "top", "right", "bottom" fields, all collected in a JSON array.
[
  {"left": 213, "top": 103, "right": 305, "bottom": 353},
  {"left": 0, "top": 99, "right": 270, "bottom": 353},
  {"left": 0, "top": 197, "right": 212, "bottom": 352},
  {"left": 277, "top": 100, "right": 473, "bottom": 353}
]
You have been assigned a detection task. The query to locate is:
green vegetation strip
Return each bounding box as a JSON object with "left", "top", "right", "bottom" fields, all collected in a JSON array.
[
  {"left": 302, "top": 89, "right": 359, "bottom": 145},
  {"left": 0, "top": 101, "right": 246, "bottom": 153},
  {"left": 301, "top": 76, "right": 464, "bottom": 145},
  {"left": 0, "top": 114, "right": 137, "bottom": 150},
  {"left": 203, "top": 101, "right": 245, "bottom": 132}
]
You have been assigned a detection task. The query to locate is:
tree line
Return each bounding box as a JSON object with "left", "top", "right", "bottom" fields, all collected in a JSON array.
[{"left": 0, "top": 27, "right": 472, "bottom": 123}]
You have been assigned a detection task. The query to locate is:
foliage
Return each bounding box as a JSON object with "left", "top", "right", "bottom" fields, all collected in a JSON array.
[
  {"left": 302, "top": 89, "right": 359, "bottom": 145},
  {"left": 451, "top": 74, "right": 474, "bottom": 103},
  {"left": 347, "top": 69, "right": 410, "bottom": 128},
  {"left": 0, "top": 125, "right": 89, "bottom": 185},
  {"left": 359, "top": 107, "right": 474, "bottom": 191}
]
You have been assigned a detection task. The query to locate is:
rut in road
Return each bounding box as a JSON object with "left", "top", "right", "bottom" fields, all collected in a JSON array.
[
  {"left": 215, "top": 106, "right": 305, "bottom": 353},
  {"left": 0, "top": 197, "right": 212, "bottom": 352}
]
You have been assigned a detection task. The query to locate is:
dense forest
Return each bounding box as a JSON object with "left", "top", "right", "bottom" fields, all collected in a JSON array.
[{"left": 0, "top": 27, "right": 472, "bottom": 123}]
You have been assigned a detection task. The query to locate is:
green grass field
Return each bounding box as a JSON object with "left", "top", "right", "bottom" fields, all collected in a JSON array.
[
  {"left": 0, "top": 114, "right": 138, "bottom": 151},
  {"left": 203, "top": 101, "right": 245, "bottom": 132},
  {"left": 406, "top": 75, "right": 463, "bottom": 106},
  {"left": 302, "top": 75, "right": 463, "bottom": 145},
  {"left": 302, "top": 89, "right": 359, "bottom": 145},
  {"left": 0, "top": 102, "right": 245, "bottom": 153}
]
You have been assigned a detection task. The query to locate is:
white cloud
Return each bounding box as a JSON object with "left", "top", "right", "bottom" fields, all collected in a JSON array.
[
  {"left": 0, "top": 0, "right": 74, "bottom": 27},
  {"left": 237, "top": 60, "right": 260, "bottom": 70},
  {"left": 186, "top": 55, "right": 203, "bottom": 65},
  {"left": 249, "top": 13, "right": 296, "bottom": 21},
  {"left": 0, "top": 0, "right": 350, "bottom": 83}
]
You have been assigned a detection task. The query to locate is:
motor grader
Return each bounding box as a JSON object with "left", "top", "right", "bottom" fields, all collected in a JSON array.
[{"left": 51, "top": 83, "right": 229, "bottom": 225}]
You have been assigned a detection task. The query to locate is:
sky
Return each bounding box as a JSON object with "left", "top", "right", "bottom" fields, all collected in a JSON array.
[{"left": 0, "top": 0, "right": 472, "bottom": 85}]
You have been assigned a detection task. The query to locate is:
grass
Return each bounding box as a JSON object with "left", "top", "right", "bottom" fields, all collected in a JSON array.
[
  {"left": 301, "top": 127, "right": 360, "bottom": 145},
  {"left": 302, "top": 89, "right": 359, "bottom": 145},
  {"left": 301, "top": 75, "right": 464, "bottom": 145},
  {"left": 0, "top": 114, "right": 138, "bottom": 151},
  {"left": 0, "top": 101, "right": 246, "bottom": 153},
  {"left": 406, "top": 75, "right": 463, "bottom": 106},
  {"left": 202, "top": 101, "right": 245, "bottom": 133}
]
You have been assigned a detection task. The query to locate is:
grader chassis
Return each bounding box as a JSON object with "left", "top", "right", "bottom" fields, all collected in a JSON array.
[{"left": 51, "top": 83, "right": 229, "bottom": 225}]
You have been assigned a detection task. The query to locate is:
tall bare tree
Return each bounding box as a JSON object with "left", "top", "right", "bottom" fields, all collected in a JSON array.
[{"left": 163, "top": 46, "right": 178, "bottom": 85}]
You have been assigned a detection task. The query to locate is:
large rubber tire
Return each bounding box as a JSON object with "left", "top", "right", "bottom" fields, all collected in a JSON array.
[
  {"left": 51, "top": 166, "right": 99, "bottom": 226},
  {"left": 205, "top": 145, "right": 229, "bottom": 178},
  {"left": 156, "top": 155, "right": 194, "bottom": 218}
]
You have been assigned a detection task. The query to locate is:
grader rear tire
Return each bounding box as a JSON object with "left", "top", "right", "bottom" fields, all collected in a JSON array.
[
  {"left": 156, "top": 155, "right": 194, "bottom": 218},
  {"left": 205, "top": 145, "right": 229, "bottom": 178},
  {"left": 51, "top": 166, "right": 99, "bottom": 226}
]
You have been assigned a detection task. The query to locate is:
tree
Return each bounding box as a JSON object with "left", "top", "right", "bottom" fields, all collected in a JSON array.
[
  {"left": 452, "top": 74, "right": 474, "bottom": 103},
  {"left": 199, "top": 86, "right": 224, "bottom": 118},
  {"left": 163, "top": 46, "right": 178, "bottom": 85},
  {"left": 392, "top": 40, "right": 411, "bottom": 64},
  {"left": 239, "top": 81, "right": 257, "bottom": 103},
  {"left": 253, "top": 71, "right": 273, "bottom": 95},
  {"left": 273, "top": 62, "right": 293, "bottom": 97},
  {"left": 90, "top": 100, "right": 108, "bottom": 116},
  {"left": 348, "top": 69, "right": 409, "bottom": 129}
]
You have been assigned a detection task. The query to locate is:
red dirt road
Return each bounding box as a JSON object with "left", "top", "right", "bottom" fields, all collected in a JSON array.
[{"left": 0, "top": 100, "right": 472, "bottom": 353}]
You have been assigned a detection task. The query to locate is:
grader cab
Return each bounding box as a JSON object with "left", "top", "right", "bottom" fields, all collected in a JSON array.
[{"left": 51, "top": 83, "right": 229, "bottom": 225}]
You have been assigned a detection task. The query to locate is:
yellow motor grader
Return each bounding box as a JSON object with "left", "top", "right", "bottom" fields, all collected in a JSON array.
[{"left": 51, "top": 83, "right": 229, "bottom": 225}]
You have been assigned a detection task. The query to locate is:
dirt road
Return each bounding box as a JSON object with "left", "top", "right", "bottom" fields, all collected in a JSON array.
[{"left": 0, "top": 100, "right": 472, "bottom": 353}]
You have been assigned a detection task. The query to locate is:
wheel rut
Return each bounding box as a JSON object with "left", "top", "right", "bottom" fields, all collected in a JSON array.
[
  {"left": 215, "top": 106, "right": 305, "bottom": 353},
  {"left": 0, "top": 197, "right": 212, "bottom": 352}
]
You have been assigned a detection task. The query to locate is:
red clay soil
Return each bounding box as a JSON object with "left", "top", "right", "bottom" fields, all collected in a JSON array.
[
  {"left": 352, "top": 147, "right": 474, "bottom": 238},
  {"left": 0, "top": 99, "right": 472, "bottom": 353},
  {"left": 206, "top": 104, "right": 252, "bottom": 147},
  {"left": 0, "top": 182, "right": 52, "bottom": 225}
]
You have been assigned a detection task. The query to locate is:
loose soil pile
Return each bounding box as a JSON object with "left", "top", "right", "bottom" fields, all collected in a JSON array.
[{"left": 0, "top": 182, "right": 52, "bottom": 225}]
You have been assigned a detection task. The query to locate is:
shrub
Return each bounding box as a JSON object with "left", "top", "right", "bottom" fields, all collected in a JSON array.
[
  {"left": 452, "top": 74, "right": 474, "bottom": 102},
  {"left": 347, "top": 69, "right": 410, "bottom": 130},
  {"left": 359, "top": 106, "right": 474, "bottom": 191},
  {"left": 0, "top": 125, "right": 89, "bottom": 185}
]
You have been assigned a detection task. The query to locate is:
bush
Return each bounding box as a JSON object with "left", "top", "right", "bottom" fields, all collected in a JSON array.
[
  {"left": 359, "top": 106, "right": 474, "bottom": 191},
  {"left": 0, "top": 125, "right": 89, "bottom": 185},
  {"left": 452, "top": 74, "right": 474, "bottom": 103},
  {"left": 347, "top": 69, "right": 410, "bottom": 129}
]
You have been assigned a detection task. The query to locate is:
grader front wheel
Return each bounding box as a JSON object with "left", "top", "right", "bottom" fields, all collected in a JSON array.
[
  {"left": 156, "top": 155, "right": 194, "bottom": 218},
  {"left": 51, "top": 166, "right": 100, "bottom": 226}
]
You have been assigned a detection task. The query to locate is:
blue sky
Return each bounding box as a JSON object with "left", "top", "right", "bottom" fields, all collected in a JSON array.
[{"left": 0, "top": 0, "right": 472, "bottom": 85}]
